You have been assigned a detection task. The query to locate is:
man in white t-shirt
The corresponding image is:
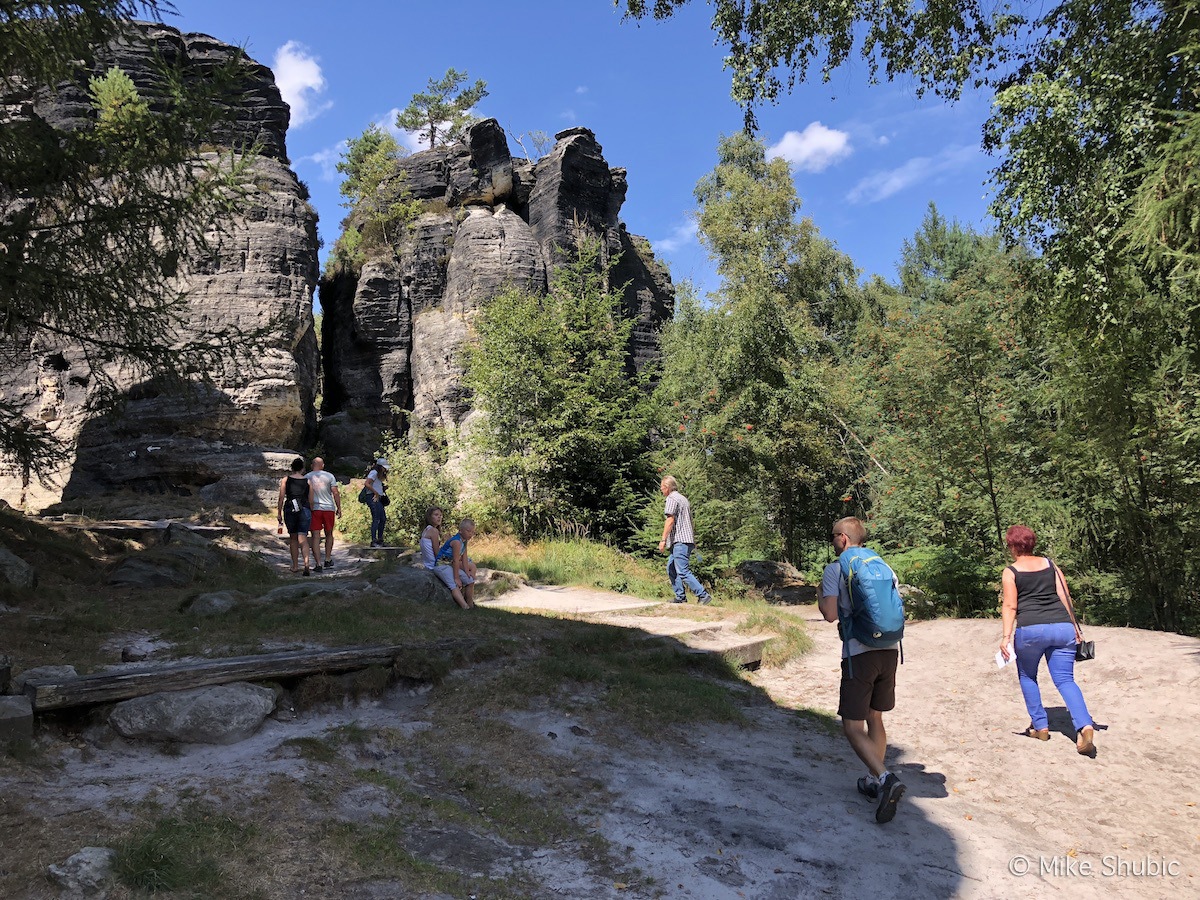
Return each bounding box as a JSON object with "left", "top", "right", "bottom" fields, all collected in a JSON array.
[{"left": 305, "top": 457, "right": 341, "bottom": 568}]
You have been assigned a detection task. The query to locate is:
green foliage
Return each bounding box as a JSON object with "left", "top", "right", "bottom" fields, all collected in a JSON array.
[
  {"left": 114, "top": 803, "right": 256, "bottom": 894},
  {"left": 339, "top": 430, "right": 460, "bottom": 547},
  {"left": 465, "top": 235, "right": 654, "bottom": 540},
  {"left": 887, "top": 546, "right": 996, "bottom": 620},
  {"left": 395, "top": 67, "right": 488, "bottom": 149},
  {"left": 89, "top": 65, "right": 149, "bottom": 135},
  {"left": 621, "top": 0, "right": 1019, "bottom": 126},
  {"left": 473, "top": 535, "right": 674, "bottom": 600},
  {"left": 333, "top": 123, "right": 422, "bottom": 264},
  {"left": 652, "top": 133, "right": 857, "bottom": 565}
]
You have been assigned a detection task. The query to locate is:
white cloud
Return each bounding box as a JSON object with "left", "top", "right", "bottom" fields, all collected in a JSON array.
[
  {"left": 296, "top": 141, "right": 347, "bottom": 181},
  {"left": 274, "top": 41, "right": 332, "bottom": 128},
  {"left": 652, "top": 219, "right": 699, "bottom": 255},
  {"left": 847, "top": 145, "right": 979, "bottom": 204},
  {"left": 559, "top": 108, "right": 578, "bottom": 122},
  {"left": 767, "top": 122, "right": 852, "bottom": 173},
  {"left": 575, "top": 85, "right": 589, "bottom": 94}
]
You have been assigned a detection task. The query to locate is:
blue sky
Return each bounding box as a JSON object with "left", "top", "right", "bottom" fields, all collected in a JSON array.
[{"left": 169, "top": 1, "right": 998, "bottom": 304}]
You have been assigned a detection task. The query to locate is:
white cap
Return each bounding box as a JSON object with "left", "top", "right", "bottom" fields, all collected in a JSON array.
[{"left": 375, "top": 458, "right": 389, "bottom": 467}]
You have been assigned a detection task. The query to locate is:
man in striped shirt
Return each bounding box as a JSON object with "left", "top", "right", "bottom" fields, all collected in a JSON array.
[{"left": 657, "top": 475, "right": 712, "bottom": 605}]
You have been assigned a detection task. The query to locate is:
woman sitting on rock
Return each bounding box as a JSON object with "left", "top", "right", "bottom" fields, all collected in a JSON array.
[
  {"left": 436, "top": 518, "right": 477, "bottom": 608},
  {"left": 419, "top": 506, "right": 471, "bottom": 609}
]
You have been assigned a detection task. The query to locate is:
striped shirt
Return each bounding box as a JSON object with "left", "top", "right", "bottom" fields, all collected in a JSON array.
[{"left": 663, "top": 491, "right": 696, "bottom": 546}]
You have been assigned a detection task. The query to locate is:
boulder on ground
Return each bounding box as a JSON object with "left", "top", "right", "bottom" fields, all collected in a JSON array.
[
  {"left": 107, "top": 535, "right": 220, "bottom": 588},
  {"left": 11, "top": 665, "right": 78, "bottom": 695},
  {"left": 186, "top": 590, "right": 241, "bottom": 616},
  {"left": 375, "top": 568, "right": 452, "bottom": 604},
  {"left": 0, "top": 545, "right": 36, "bottom": 589},
  {"left": 108, "top": 682, "right": 276, "bottom": 744},
  {"left": 47, "top": 847, "right": 116, "bottom": 896},
  {"left": 0, "top": 695, "right": 33, "bottom": 751}
]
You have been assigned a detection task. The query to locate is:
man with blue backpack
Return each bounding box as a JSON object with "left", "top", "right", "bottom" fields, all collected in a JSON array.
[{"left": 819, "top": 516, "right": 907, "bottom": 824}]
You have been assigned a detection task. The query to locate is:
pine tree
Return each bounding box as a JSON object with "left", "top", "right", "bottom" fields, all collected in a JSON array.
[{"left": 395, "top": 68, "right": 488, "bottom": 149}]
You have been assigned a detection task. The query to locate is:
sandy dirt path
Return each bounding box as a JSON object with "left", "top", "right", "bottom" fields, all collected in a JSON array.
[{"left": 7, "top": 582, "right": 1198, "bottom": 898}]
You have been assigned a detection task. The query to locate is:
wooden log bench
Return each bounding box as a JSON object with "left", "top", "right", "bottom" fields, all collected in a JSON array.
[{"left": 22, "top": 640, "right": 472, "bottom": 712}]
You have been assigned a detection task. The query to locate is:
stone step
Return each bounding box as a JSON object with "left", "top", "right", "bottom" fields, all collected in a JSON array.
[
  {"left": 588, "top": 613, "right": 726, "bottom": 640},
  {"left": 680, "top": 631, "right": 775, "bottom": 668}
]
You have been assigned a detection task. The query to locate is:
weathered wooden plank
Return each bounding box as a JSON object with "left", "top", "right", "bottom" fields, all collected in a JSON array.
[{"left": 23, "top": 640, "right": 468, "bottom": 711}]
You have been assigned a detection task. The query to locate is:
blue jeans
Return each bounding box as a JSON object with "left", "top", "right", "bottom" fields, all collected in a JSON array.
[
  {"left": 1014, "top": 622, "right": 1093, "bottom": 731},
  {"left": 367, "top": 497, "right": 386, "bottom": 545},
  {"left": 667, "top": 542, "right": 709, "bottom": 603}
]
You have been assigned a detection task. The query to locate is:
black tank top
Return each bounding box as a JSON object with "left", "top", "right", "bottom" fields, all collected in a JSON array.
[
  {"left": 1010, "top": 559, "right": 1071, "bottom": 627},
  {"left": 284, "top": 476, "right": 309, "bottom": 508}
]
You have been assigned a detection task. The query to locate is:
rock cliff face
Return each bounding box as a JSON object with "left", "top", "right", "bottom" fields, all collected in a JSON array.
[
  {"left": 319, "top": 122, "right": 673, "bottom": 464},
  {"left": 0, "top": 23, "right": 319, "bottom": 511}
]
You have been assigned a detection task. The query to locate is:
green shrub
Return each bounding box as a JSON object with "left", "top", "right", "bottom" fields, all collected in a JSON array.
[
  {"left": 888, "top": 545, "right": 996, "bottom": 619},
  {"left": 339, "top": 432, "right": 460, "bottom": 548}
]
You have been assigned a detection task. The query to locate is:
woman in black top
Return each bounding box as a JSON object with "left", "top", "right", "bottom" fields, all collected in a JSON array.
[
  {"left": 999, "top": 524, "right": 1094, "bottom": 754},
  {"left": 277, "top": 457, "right": 316, "bottom": 576}
]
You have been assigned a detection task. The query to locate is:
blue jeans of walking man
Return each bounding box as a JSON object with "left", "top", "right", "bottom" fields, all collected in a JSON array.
[
  {"left": 667, "top": 542, "right": 710, "bottom": 604},
  {"left": 1014, "top": 622, "right": 1092, "bottom": 731}
]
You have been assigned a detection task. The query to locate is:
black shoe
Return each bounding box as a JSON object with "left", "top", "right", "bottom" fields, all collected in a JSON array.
[
  {"left": 323, "top": 558, "right": 334, "bottom": 568},
  {"left": 698, "top": 596, "right": 712, "bottom": 606},
  {"left": 857, "top": 776, "right": 880, "bottom": 800},
  {"left": 875, "top": 774, "right": 906, "bottom": 824},
  {"left": 302, "top": 568, "right": 311, "bottom": 577},
  {"left": 313, "top": 564, "right": 323, "bottom": 572}
]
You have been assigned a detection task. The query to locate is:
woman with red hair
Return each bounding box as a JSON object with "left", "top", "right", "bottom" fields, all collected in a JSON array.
[{"left": 999, "top": 524, "right": 1095, "bottom": 754}]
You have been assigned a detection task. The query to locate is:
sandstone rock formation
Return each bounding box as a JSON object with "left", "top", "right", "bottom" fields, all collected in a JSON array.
[
  {"left": 0, "top": 23, "right": 319, "bottom": 512},
  {"left": 319, "top": 122, "right": 673, "bottom": 465}
]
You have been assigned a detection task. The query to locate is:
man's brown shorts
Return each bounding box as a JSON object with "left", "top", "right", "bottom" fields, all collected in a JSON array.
[{"left": 838, "top": 649, "right": 899, "bottom": 720}]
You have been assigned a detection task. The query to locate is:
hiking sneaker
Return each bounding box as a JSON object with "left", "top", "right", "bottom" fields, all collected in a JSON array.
[
  {"left": 698, "top": 596, "right": 712, "bottom": 606},
  {"left": 323, "top": 558, "right": 334, "bottom": 568},
  {"left": 313, "top": 563, "right": 323, "bottom": 572},
  {"left": 302, "top": 568, "right": 311, "bottom": 577},
  {"left": 857, "top": 776, "right": 880, "bottom": 800},
  {"left": 875, "top": 774, "right": 906, "bottom": 824}
]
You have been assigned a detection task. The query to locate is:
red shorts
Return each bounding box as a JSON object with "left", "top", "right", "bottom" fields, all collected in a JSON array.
[{"left": 310, "top": 510, "right": 336, "bottom": 533}]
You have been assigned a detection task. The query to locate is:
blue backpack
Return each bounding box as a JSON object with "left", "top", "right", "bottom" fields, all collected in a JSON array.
[{"left": 838, "top": 546, "right": 905, "bottom": 655}]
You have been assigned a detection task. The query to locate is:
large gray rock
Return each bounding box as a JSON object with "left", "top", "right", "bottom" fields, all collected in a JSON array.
[
  {"left": 0, "top": 695, "right": 33, "bottom": 751},
  {"left": 107, "top": 535, "right": 219, "bottom": 588},
  {"left": 47, "top": 847, "right": 116, "bottom": 896},
  {"left": 319, "top": 120, "right": 673, "bottom": 458},
  {"left": 11, "top": 665, "right": 78, "bottom": 695},
  {"left": 186, "top": 590, "right": 240, "bottom": 617},
  {"left": 0, "top": 546, "right": 35, "bottom": 589},
  {"left": 528, "top": 127, "right": 618, "bottom": 267},
  {"left": 375, "top": 568, "right": 453, "bottom": 604},
  {"left": 109, "top": 683, "right": 276, "bottom": 744},
  {"left": 0, "top": 23, "right": 319, "bottom": 513}
]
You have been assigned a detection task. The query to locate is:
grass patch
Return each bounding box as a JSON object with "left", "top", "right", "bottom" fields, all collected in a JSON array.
[
  {"left": 113, "top": 803, "right": 258, "bottom": 896},
  {"left": 327, "top": 820, "right": 514, "bottom": 897},
  {"left": 474, "top": 535, "right": 672, "bottom": 599},
  {"left": 733, "top": 609, "right": 813, "bottom": 667}
]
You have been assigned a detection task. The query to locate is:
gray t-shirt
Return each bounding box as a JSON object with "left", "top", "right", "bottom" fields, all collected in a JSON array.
[
  {"left": 663, "top": 491, "right": 695, "bottom": 546},
  {"left": 306, "top": 470, "right": 338, "bottom": 511},
  {"left": 821, "top": 557, "right": 901, "bottom": 659}
]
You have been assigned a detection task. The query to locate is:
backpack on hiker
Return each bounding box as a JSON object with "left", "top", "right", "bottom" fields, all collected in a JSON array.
[{"left": 838, "top": 546, "right": 905, "bottom": 668}]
